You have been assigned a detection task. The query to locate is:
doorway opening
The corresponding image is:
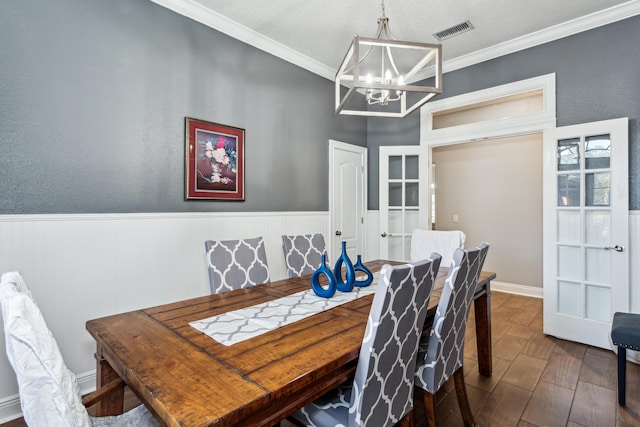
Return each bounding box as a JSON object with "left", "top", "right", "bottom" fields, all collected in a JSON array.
[
  {"left": 420, "top": 73, "right": 556, "bottom": 295},
  {"left": 432, "top": 134, "right": 543, "bottom": 289}
]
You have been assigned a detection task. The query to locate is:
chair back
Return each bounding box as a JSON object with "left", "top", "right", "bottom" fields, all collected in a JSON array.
[
  {"left": 0, "top": 272, "right": 92, "bottom": 427},
  {"left": 415, "top": 243, "right": 489, "bottom": 394},
  {"left": 410, "top": 228, "right": 465, "bottom": 268},
  {"left": 349, "top": 255, "right": 442, "bottom": 427},
  {"left": 281, "top": 233, "right": 327, "bottom": 278},
  {"left": 204, "top": 237, "right": 270, "bottom": 294}
]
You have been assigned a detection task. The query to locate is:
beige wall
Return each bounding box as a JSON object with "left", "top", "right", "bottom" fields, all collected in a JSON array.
[{"left": 432, "top": 134, "right": 542, "bottom": 287}]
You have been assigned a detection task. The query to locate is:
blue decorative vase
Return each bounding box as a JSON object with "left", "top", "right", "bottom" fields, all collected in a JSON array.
[
  {"left": 311, "top": 254, "right": 337, "bottom": 298},
  {"left": 334, "top": 241, "right": 355, "bottom": 292},
  {"left": 353, "top": 255, "right": 373, "bottom": 287}
]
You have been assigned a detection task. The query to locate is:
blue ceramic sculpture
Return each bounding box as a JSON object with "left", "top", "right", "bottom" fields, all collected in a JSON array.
[
  {"left": 353, "top": 255, "right": 373, "bottom": 287},
  {"left": 334, "top": 241, "right": 355, "bottom": 292},
  {"left": 311, "top": 254, "right": 337, "bottom": 298}
]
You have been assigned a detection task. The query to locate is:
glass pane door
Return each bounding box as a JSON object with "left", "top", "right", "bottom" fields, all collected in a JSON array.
[
  {"left": 556, "top": 134, "right": 612, "bottom": 321},
  {"left": 544, "top": 118, "right": 628, "bottom": 350},
  {"left": 379, "top": 146, "right": 427, "bottom": 261},
  {"left": 387, "top": 153, "right": 419, "bottom": 260}
]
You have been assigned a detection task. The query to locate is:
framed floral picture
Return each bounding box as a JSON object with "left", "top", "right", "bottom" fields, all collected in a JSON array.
[{"left": 185, "top": 117, "right": 245, "bottom": 200}]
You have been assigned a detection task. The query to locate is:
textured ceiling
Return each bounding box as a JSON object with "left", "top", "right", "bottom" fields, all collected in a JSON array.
[{"left": 152, "top": 0, "right": 640, "bottom": 79}]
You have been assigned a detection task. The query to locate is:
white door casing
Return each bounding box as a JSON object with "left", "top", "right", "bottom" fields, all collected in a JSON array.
[
  {"left": 379, "top": 146, "right": 428, "bottom": 261},
  {"left": 543, "top": 117, "right": 629, "bottom": 350},
  {"left": 421, "top": 74, "right": 557, "bottom": 227},
  {"left": 419, "top": 74, "right": 630, "bottom": 349},
  {"left": 329, "top": 140, "right": 366, "bottom": 263}
]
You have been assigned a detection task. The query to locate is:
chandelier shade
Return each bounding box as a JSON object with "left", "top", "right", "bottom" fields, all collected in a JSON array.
[{"left": 335, "top": 8, "right": 442, "bottom": 118}]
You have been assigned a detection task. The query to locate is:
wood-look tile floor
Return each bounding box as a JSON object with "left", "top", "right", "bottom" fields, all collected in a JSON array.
[{"left": 3, "top": 291, "right": 639, "bottom": 427}]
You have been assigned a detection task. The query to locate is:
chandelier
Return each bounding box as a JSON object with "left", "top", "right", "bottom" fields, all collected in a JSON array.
[{"left": 335, "top": 0, "right": 442, "bottom": 118}]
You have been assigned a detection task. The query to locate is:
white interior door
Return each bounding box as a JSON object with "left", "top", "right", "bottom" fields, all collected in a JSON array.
[
  {"left": 543, "top": 117, "right": 629, "bottom": 350},
  {"left": 329, "top": 140, "right": 366, "bottom": 263},
  {"left": 379, "top": 146, "right": 428, "bottom": 261}
]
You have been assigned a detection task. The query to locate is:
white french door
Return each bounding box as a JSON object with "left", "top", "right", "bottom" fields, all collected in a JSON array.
[
  {"left": 379, "top": 146, "right": 428, "bottom": 261},
  {"left": 543, "top": 117, "right": 629, "bottom": 349}
]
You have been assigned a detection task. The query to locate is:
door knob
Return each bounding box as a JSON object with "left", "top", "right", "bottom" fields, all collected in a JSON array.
[
  {"left": 335, "top": 230, "right": 342, "bottom": 236},
  {"left": 604, "top": 245, "right": 624, "bottom": 252},
  {"left": 381, "top": 232, "right": 388, "bottom": 237}
]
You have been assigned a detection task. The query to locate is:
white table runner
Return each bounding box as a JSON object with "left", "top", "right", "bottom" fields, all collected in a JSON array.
[{"left": 190, "top": 275, "right": 379, "bottom": 346}]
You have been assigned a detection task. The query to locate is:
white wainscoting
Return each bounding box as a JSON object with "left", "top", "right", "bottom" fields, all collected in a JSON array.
[
  {"left": 628, "top": 212, "right": 640, "bottom": 365},
  {"left": 0, "top": 210, "right": 638, "bottom": 422},
  {"left": 630, "top": 212, "right": 640, "bottom": 317},
  {"left": 365, "top": 210, "right": 380, "bottom": 261},
  {"left": 0, "top": 211, "right": 329, "bottom": 423}
]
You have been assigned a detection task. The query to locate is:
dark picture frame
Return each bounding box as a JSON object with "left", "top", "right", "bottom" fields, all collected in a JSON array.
[{"left": 185, "top": 117, "right": 245, "bottom": 200}]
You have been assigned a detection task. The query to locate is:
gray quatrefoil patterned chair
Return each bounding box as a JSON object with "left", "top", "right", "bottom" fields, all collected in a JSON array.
[
  {"left": 289, "top": 254, "right": 442, "bottom": 427},
  {"left": 204, "top": 237, "right": 270, "bottom": 294},
  {"left": 414, "top": 243, "right": 489, "bottom": 427},
  {"left": 0, "top": 272, "right": 159, "bottom": 427},
  {"left": 282, "top": 233, "right": 327, "bottom": 278}
]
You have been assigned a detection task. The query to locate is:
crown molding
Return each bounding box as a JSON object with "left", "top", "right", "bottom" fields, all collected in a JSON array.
[
  {"left": 149, "top": 0, "right": 336, "bottom": 80},
  {"left": 441, "top": 0, "right": 640, "bottom": 74},
  {"left": 151, "top": 0, "right": 640, "bottom": 82}
]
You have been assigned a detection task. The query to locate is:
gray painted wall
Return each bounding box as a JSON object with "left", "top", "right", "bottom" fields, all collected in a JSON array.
[
  {"left": 0, "top": 0, "right": 366, "bottom": 214},
  {"left": 367, "top": 15, "right": 640, "bottom": 210},
  {"left": 2, "top": 1, "right": 638, "bottom": 214}
]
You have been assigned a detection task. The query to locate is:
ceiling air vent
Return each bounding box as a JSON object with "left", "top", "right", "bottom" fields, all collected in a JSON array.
[{"left": 433, "top": 20, "right": 475, "bottom": 41}]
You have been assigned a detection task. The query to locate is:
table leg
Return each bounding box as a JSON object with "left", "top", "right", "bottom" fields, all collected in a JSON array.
[
  {"left": 94, "top": 344, "right": 125, "bottom": 416},
  {"left": 474, "top": 282, "right": 492, "bottom": 377}
]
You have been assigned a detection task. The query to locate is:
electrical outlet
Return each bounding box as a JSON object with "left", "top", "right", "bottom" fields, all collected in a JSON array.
[{"left": 453, "top": 214, "right": 459, "bottom": 223}]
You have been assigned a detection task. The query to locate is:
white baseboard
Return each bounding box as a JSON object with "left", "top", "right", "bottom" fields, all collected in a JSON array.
[
  {"left": 491, "top": 281, "right": 543, "bottom": 298},
  {"left": 0, "top": 371, "right": 98, "bottom": 423},
  {"left": 78, "top": 370, "right": 98, "bottom": 397},
  {"left": 0, "top": 393, "right": 21, "bottom": 424}
]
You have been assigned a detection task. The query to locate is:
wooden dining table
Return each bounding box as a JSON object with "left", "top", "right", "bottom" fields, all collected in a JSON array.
[{"left": 86, "top": 260, "right": 496, "bottom": 427}]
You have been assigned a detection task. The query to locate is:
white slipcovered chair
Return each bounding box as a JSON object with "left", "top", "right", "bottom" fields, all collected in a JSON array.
[
  {"left": 289, "top": 254, "right": 442, "bottom": 427},
  {"left": 410, "top": 229, "right": 465, "bottom": 268},
  {"left": 0, "top": 271, "right": 159, "bottom": 427}
]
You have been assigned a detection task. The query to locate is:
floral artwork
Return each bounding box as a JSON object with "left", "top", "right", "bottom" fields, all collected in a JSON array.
[
  {"left": 197, "top": 131, "right": 237, "bottom": 186},
  {"left": 185, "top": 118, "right": 244, "bottom": 200}
]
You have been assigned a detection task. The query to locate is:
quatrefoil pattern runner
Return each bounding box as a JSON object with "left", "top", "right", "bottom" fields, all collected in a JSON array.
[
  {"left": 190, "top": 272, "right": 380, "bottom": 346},
  {"left": 281, "top": 233, "right": 326, "bottom": 278},
  {"left": 204, "top": 237, "right": 270, "bottom": 294},
  {"left": 415, "top": 243, "right": 489, "bottom": 394},
  {"left": 291, "top": 256, "right": 441, "bottom": 427}
]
